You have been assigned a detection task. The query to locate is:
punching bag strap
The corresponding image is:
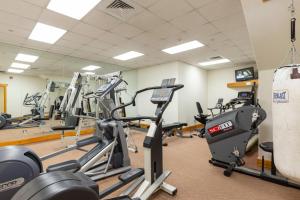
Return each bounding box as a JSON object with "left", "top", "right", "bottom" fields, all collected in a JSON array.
[
  {"left": 291, "top": 18, "right": 296, "bottom": 42},
  {"left": 290, "top": 68, "right": 300, "bottom": 79}
]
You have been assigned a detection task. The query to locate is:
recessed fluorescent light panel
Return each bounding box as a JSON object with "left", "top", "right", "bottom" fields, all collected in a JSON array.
[
  {"left": 47, "top": 0, "right": 102, "bottom": 20},
  {"left": 84, "top": 72, "right": 95, "bottom": 75},
  {"left": 114, "top": 51, "right": 144, "bottom": 61},
  {"left": 7, "top": 68, "right": 24, "bottom": 73},
  {"left": 15, "top": 53, "right": 39, "bottom": 63},
  {"left": 199, "top": 58, "right": 231, "bottom": 66},
  {"left": 29, "top": 22, "right": 67, "bottom": 44},
  {"left": 10, "top": 62, "right": 30, "bottom": 69},
  {"left": 82, "top": 65, "right": 101, "bottom": 71},
  {"left": 162, "top": 40, "right": 204, "bottom": 54}
]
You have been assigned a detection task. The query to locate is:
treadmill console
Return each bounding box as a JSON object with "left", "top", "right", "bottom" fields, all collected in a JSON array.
[{"left": 237, "top": 91, "right": 253, "bottom": 100}]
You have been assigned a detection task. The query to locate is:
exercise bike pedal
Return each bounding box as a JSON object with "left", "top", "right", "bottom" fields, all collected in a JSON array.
[
  {"left": 236, "top": 158, "right": 245, "bottom": 167},
  {"left": 224, "top": 164, "right": 234, "bottom": 177}
]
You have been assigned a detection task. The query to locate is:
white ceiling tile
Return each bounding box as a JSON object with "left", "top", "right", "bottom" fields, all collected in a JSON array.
[
  {"left": 130, "top": 32, "right": 161, "bottom": 49},
  {"left": 133, "top": 0, "right": 159, "bottom": 7},
  {"left": 0, "top": 32, "right": 27, "bottom": 45},
  {"left": 97, "top": 32, "right": 129, "bottom": 46},
  {"left": 82, "top": 9, "right": 122, "bottom": 31},
  {"left": 24, "top": 40, "right": 52, "bottom": 50},
  {"left": 0, "top": 0, "right": 42, "bottom": 20},
  {"left": 0, "top": 23, "right": 31, "bottom": 38},
  {"left": 110, "top": 23, "right": 144, "bottom": 39},
  {"left": 128, "top": 10, "right": 166, "bottom": 31},
  {"left": 212, "top": 12, "right": 247, "bottom": 33},
  {"left": 217, "top": 46, "right": 245, "bottom": 60},
  {"left": 23, "top": 0, "right": 49, "bottom": 7},
  {"left": 49, "top": 45, "right": 75, "bottom": 55},
  {"left": 182, "top": 23, "right": 220, "bottom": 43},
  {"left": 71, "top": 23, "right": 106, "bottom": 40},
  {"left": 97, "top": 46, "right": 129, "bottom": 58},
  {"left": 0, "top": 11, "right": 35, "bottom": 30},
  {"left": 62, "top": 32, "right": 94, "bottom": 45},
  {"left": 198, "top": 0, "right": 242, "bottom": 22},
  {"left": 39, "top": 10, "right": 78, "bottom": 30},
  {"left": 79, "top": 44, "right": 103, "bottom": 54},
  {"left": 203, "top": 33, "right": 232, "bottom": 49},
  {"left": 171, "top": 11, "right": 208, "bottom": 31},
  {"left": 148, "top": 0, "right": 193, "bottom": 21},
  {"left": 185, "top": 0, "right": 214, "bottom": 8},
  {"left": 86, "top": 39, "right": 114, "bottom": 50},
  {"left": 70, "top": 51, "right": 109, "bottom": 63},
  {"left": 55, "top": 39, "right": 83, "bottom": 50},
  {"left": 149, "top": 23, "right": 182, "bottom": 40}
]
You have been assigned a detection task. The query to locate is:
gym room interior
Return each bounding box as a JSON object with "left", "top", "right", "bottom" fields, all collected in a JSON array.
[{"left": 0, "top": 0, "right": 299, "bottom": 200}]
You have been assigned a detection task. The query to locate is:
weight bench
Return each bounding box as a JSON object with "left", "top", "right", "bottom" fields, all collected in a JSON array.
[
  {"left": 162, "top": 122, "right": 190, "bottom": 146},
  {"left": 52, "top": 125, "right": 76, "bottom": 135}
]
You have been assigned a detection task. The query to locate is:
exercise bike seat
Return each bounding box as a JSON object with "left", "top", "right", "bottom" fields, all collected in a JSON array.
[
  {"left": 259, "top": 142, "right": 273, "bottom": 153},
  {"left": 51, "top": 125, "right": 76, "bottom": 131},
  {"left": 47, "top": 160, "right": 81, "bottom": 172}
]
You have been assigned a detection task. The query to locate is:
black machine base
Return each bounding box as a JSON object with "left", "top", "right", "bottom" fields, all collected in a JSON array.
[{"left": 209, "top": 159, "right": 300, "bottom": 190}]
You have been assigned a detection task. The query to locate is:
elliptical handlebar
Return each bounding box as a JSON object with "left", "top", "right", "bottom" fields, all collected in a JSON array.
[{"left": 111, "top": 84, "right": 184, "bottom": 122}]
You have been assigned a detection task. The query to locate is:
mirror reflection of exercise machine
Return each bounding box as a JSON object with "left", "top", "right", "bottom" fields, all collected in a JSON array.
[
  {"left": 0, "top": 76, "right": 133, "bottom": 200},
  {"left": 0, "top": 81, "right": 55, "bottom": 129}
]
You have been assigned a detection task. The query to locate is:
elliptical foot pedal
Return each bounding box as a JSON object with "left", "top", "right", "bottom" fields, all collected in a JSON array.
[{"left": 119, "top": 168, "right": 144, "bottom": 182}]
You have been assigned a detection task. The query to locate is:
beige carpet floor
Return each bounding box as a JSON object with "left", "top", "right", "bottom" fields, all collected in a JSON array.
[{"left": 24, "top": 130, "right": 300, "bottom": 200}]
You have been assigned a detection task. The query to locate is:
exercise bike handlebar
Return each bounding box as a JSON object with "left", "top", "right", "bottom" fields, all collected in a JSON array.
[{"left": 111, "top": 84, "right": 184, "bottom": 122}]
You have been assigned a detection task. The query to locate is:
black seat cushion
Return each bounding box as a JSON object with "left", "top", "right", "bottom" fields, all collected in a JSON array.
[
  {"left": 259, "top": 142, "right": 273, "bottom": 153},
  {"left": 51, "top": 126, "right": 76, "bottom": 131},
  {"left": 47, "top": 160, "right": 81, "bottom": 172}
]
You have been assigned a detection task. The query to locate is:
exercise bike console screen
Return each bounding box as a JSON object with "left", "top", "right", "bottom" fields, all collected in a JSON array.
[
  {"left": 151, "top": 78, "right": 175, "bottom": 103},
  {"left": 238, "top": 92, "right": 252, "bottom": 100}
]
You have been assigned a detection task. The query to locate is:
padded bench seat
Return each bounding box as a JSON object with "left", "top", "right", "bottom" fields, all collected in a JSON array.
[{"left": 51, "top": 125, "right": 76, "bottom": 131}]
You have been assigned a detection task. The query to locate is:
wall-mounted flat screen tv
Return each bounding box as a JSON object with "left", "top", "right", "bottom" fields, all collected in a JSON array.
[{"left": 235, "top": 67, "right": 255, "bottom": 82}]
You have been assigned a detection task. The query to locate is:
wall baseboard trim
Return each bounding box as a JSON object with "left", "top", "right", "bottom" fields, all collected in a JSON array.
[
  {"left": 0, "top": 128, "right": 95, "bottom": 147},
  {"left": 182, "top": 123, "right": 204, "bottom": 132}
]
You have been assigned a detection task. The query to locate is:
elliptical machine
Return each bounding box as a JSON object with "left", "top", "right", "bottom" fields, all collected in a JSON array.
[
  {"left": 12, "top": 79, "right": 183, "bottom": 200},
  {"left": 0, "top": 76, "right": 132, "bottom": 200}
]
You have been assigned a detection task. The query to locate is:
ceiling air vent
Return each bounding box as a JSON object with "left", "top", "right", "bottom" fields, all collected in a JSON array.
[
  {"left": 99, "top": 0, "right": 144, "bottom": 21},
  {"left": 210, "top": 56, "right": 223, "bottom": 60},
  {"left": 107, "top": 0, "right": 134, "bottom": 9}
]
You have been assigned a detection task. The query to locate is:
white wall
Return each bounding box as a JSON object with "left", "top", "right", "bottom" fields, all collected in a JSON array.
[
  {"left": 122, "top": 62, "right": 208, "bottom": 124},
  {"left": 122, "top": 70, "right": 138, "bottom": 116},
  {"left": 207, "top": 66, "right": 250, "bottom": 109},
  {"left": 178, "top": 62, "right": 207, "bottom": 124}
]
